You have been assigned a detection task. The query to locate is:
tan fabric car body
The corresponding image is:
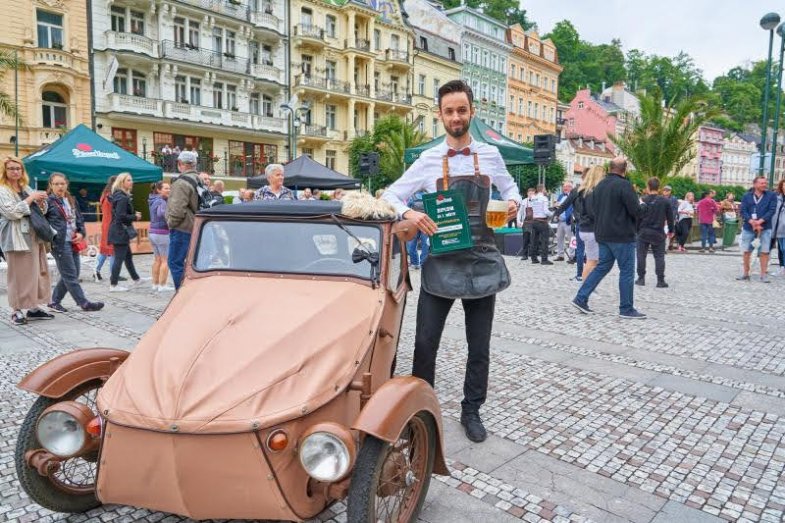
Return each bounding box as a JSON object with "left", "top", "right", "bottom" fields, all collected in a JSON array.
[{"left": 90, "top": 211, "right": 446, "bottom": 521}]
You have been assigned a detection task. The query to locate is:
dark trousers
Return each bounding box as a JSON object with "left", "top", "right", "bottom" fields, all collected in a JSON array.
[
  {"left": 575, "top": 224, "right": 585, "bottom": 277},
  {"left": 529, "top": 220, "right": 550, "bottom": 260},
  {"left": 413, "top": 287, "right": 495, "bottom": 414},
  {"left": 521, "top": 224, "right": 531, "bottom": 257},
  {"left": 110, "top": 244, "right": 139, "bottom": 285},
  {"left": 637, "top": 230, "right": 666, "bottom": 281},
  {"left": 676, "top": 218, "right": 692, "bottom": 247},
  {"left": 168, "top": 230, "right": 192, "bottom": 289},
  {"left": 51, "top": 246, "right": 87, "bottom": 306}
]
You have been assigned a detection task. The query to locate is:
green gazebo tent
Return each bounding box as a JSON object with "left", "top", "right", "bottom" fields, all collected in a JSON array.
[
  {"left": 23, "top": 124, "right": 162, "bottom": 185},
  {"left": 404, "top": 118, "right": 534, "bottom": 166}
]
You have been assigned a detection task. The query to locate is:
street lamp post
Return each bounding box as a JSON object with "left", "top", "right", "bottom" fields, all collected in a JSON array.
[
  {"left": 759, "top": 12, "right": 781, "bottom": 176},
  {"left": 142, "top": 137, "right": 147, "bottom": 161},
  {"left": 280, "top": 102, "right": 309, "bottom": 162},
  {"left": 770, "top": 23, "right": 785, "bottom": 185}
]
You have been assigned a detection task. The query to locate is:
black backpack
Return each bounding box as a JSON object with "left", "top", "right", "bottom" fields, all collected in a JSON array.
[{"left": 172, "top": 175, "right": 213, "bottom": 210}]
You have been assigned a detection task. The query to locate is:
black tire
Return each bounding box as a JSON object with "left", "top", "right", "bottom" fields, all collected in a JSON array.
[
  {"left": 15, "top": 382, "right": 103, "bottom": 513},
  {"left": 347, "top": 412, "right": 437, "bottom": 522}
]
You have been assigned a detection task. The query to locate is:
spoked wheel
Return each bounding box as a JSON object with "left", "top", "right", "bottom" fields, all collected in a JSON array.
[
  {"left": 15, "top": 381, "right": 103, "bottom": 512},
  {"left": 347, "top": 412, "right": 436, "bottom": 522}
]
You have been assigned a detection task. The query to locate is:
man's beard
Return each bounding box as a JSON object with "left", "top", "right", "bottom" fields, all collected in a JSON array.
[{"left": 444, "top": 118, "right": 470, "bottom": 138}]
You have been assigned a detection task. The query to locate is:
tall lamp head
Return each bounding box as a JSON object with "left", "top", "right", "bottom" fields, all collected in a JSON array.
[
  {"left": 761, "top": 12, "right": 781, "bottom": 31},
  {"left": 777, "top": 22, "right": 785, "bottom": 38}
]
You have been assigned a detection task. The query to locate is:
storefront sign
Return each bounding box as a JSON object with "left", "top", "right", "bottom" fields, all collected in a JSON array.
[
  {"left": 422, "top": 190, "right": 473, "bottom": 254},
  {"left": 84, "top": 222, "right": 153, "bottom": 254}
]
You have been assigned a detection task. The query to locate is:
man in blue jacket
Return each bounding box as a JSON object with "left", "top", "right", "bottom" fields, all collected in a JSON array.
[{"left": 738, "top": 176, "right": 778, "bottom": 283}]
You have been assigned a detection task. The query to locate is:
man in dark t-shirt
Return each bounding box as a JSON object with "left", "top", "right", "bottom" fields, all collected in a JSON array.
[{"left": 636, "top": 178, "right": 674, "bottom": 288}]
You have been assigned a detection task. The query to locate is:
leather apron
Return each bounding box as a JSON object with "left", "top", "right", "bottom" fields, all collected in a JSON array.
[{"left": 420, "top": 153, "right": 511, "bottom": 299}]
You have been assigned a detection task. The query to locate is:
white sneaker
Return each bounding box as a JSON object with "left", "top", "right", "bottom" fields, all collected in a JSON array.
[
  {"left": 151, "top": 284, "right": 160, "bottom": 291},
  {"left": 109, "top": 285, "right": 129, "bottom": 292},
  {"left": 157, "top": 285, "right": 175, "bottom": 292},
  {"left": 130, "top": 279, "right": 144, "bottom": 286}
]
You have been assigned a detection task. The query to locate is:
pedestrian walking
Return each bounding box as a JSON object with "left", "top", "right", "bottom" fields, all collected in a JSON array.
[
  {"left": 0, "top": 156, "right": 53, "bottom": 325},
  {"left": 663, "top": 186, "right": 679, "bottom": 250},
  {"left": 528, "top": 185, "right": 553, "bottom": 265},
  {"left": 108, "top": 173, "right": 143, "bottom": 292},
  {"left": 737, "top": 176, "right": 778, "bottom": 282},
  {"left": 517, "top": 188, "right": 535, "bottom": 260},
  {"left": 94, "top": 176, "right": 116, "bottom": 281},
  {"left": 676, "top": 192, "right": 695, "bottom": 252},
  {"left": 148, "top": 181, "right": 173, "bottom": 292},
  {"left": 166, "top": 150, "right": 200, "bottom": 289},
  {"left": 572, "top": 157, "right": 648, "bottom": 319},
  {"left": 773, "top": 179, "right": 785, "bottom": 276},
  {"left": 43, "top": 173, "right": 104, "bottom": 312},
  {"left": 382, "top": 79, "right": 521, "bottom": 443},
  {"left": 554, "top": 182, "right": 574, "bottom": 261},
  {"left": 696, "top": 191, "right": 719, "bottom": 252},
  {"left": 635, "top": 177, "right": 674, "bottom": 288}
]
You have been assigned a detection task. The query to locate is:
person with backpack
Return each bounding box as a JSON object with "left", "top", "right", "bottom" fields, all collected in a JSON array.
[{"left": 166, "top": 150, "right": 201, "bottom": 290}]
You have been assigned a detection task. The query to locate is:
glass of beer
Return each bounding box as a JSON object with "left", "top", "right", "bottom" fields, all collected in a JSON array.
[{"left": 486, "top": 200, "right": 508, "bottom": 228}]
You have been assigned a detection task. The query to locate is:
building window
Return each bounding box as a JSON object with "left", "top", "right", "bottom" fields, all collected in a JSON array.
[
  {"left": 112, "top": 128, "right": 137, "bottom": 154},
  {"left": 391, "top": 34, "right": 400, "bottom": 50},
  {"left": 419, "top": 36, "right": 428, "bottom": 51},
  {"left": 262, "top": 44, "right": 273, "bottom": 65},
  {"left": 188, "top": 21, "right": 200, "bottom": 47},
  {"left": 37, "top": 10, "right": 64, "bottom": 49},
  {"left": 132, "top": 71, "right": 146, "bottom": 97},
  {"left": 300, "top": 7, "right": 313, "bottom": 26},
  {"left": 432, "top": 117, "right": 439, "bottom": 137},
  {"left": 326, "top": 15, "right": 336, "bottom": 38},
  {"left": 225, "top": 30, "right": 236, "bottom": 56},
  {"left": 391, "top": 75, "right": 399, "bottom": 95},
  {"left": 418, "top": 75, "right": 426, "bottom": 96},
  {"left": 111, "top": 6, "right": 126, "bottom": 32},
  {"left": 174, "top": 17, "right": 186, "bottom": 46},
  {"left": 250, "top": 93, "right": 260, "bottom": 115},
  {"left": 527, "top": 101, "right": 532, "bottom": 117},
  {"left": 433, "top": 78, "right": 440, "bottom": 99},
  {"left": 472, "top": 46, "right": 479, "bottom": 64},
  {"left": 482, "top": 50, "right": 488, "bottom": 68},
  {"left": 227, "top": 84, "right": 237, "bottom": 110},
  {"left": 302, "top": 147, "right": 314, "bottom": 158},
  {"left": 190, "top": 78, "right": 201, "bottom": 105},
  {"left": 510, "top": 64, "right": 516, "bottom": 78},
  {"left": 131, "top": 11, "right": 145, "bottom": 35},
  {"left": 325, "top": 150, "right": 336, "bottom": 170},
  {"left": 213, "top": 82, "right": 224, "bottom": 109},
  {"left": 113, "top": 68, "right": 128, "bottom": 95},
  {"left": 42, "top": 91, "right": 67, "bottom": 129},
  {"left": 578, "top": 101, "right": 584, "bottom": 109},
  {"left": 326, "top": 105, "right": 336, "bottom": 129},
  {"left": 212, "top": 27, "right": 223, "bottom": 54},
  {"left": 448, "top": 47, "right": 455, "bottom": 61},
  {"left": 374, "top": 71, "right": 380, "bottom": 91},
  {"left": 175, "top": 75, "right": 187, "bottom": 102},
  {"left": 463, "top": 43, "right": 470, "bottom": 61},
  {"left": 374, "top": 29, "right": 381, "bottom": 50},
  {"left": 262, "top": 94, "right": 273, "bottom": 117},
  {"left": 301, "top": 54, "right": 312, "bottom": 76},
  {"left": 518, "top": 97, "right": 523, "bottom": 115},
  {"left": 508, "top": 95, "right": 514, "bottom": 113},
  {"left": 326, "top": 60, "right": 336, "bottom": 80}
]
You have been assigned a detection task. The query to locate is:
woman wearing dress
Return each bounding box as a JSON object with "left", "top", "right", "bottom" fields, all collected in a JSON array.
[{"left": 0, "top": 156, "right": 53, "bottom": 325}]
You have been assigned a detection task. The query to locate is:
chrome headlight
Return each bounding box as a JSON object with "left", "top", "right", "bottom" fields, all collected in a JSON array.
[
  {"left": 36, "top": 401, "right": 93, "bottom": 458},
  {"left": 299, "top": 424, "right": 356, "bottom": 482}
]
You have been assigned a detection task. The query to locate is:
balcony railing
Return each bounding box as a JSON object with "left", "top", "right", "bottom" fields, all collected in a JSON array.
[
  {"left": 33, "top": 48, "right": 74, "bottom": 68},
  {"left": 251, "top": 63, "right": 284, "bottom": 83},
  {"left": 300, "top": 123, "right": 328, "bottom": 138},
  {"left": 376, "top": 90, "right": 411, "bottom": 105},
  {"left": 295, "top": 75, "right": 351, "bottom": 94},
  {"left": 250, "top": 11, "right": 280, "bottom": 32},
  {"left": 345, "top": 38, "right": 371, "bottom": 52},
  {"left": 294, "top": 24, "right": 325, "bottom": 41},
  {"left": 160, "top": 100, "right": 286, "bottom": 133},
  {"left": 176, "top": 0, "right": 250, "bottom": 21},
  {"left": 105, "top": 31, "right": 158, "bottom": 56},
  {"left": 161, "top": 40, "right": 249, "bottom": 75},
  {"left": 108, "top": 93, "right": 162, "bottom": 116},
  {"left": 355, "top": 84, "right": 371, "bottom": 97},
  {"left": 386, "top": 49, "right": 409, "bottom": 62}
]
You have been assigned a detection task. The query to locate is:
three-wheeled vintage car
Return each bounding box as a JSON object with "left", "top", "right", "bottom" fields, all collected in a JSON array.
[{"left": 15, "top": 199, "right": 448, "bottom": 522}]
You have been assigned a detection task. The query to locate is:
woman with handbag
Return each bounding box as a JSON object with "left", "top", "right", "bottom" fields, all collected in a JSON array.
[
  {"left": 108, "top": 172, "right": 142, "bottom": 292},
  {"left": 0, "top": 156, "right": 54, "bottom": 325},
  {"left": 43, "top": 173, "right": 104, "bottom": 312}
]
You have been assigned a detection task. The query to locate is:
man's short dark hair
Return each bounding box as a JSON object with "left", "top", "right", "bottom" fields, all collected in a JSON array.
[
  {"left": 438, "top": 80, "right": 474, "bottom": 109},
  {"left": 527, "top": 187, "right": 535, "bottom": 193},
  {"left": 536, "top": 184, "right": 545, "bottom": 193},
  {"left": 647, "top": 177, "right": 660, "bottom": 192}
]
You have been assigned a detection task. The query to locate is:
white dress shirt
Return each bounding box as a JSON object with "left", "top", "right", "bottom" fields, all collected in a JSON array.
[
  {"left": 528, "top": 193, "right": 552, "bottom": 219},
  {"left": 382, "top": 138, "right": 522, "bottom": 218}
]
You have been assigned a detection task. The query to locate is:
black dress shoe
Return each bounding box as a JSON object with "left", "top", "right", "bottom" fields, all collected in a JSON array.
[
  {"left": 541, "top": 260, "right": 554, "bottom": 265},
  {"left": 460, "top": 412, "right": 487, "bottom": 443},
  {"left": 521, "top": 255, "right": 529, "bottom": 261},
  {"left": 531, "top": 258, "right": 540, "bottom": 264},
  {"left": 656, "top": 280, "right": 669, "bottom": 288},
  {"left": 555, "top": 256, "right": 565, "bottom": 261},
  {"left": 635, "top": 277, "right": 645, "bottom": 286},
  {"left": 26, "top": 309, "right": 54, "bottom": 320},
  {"left": 81, "top": 301, "right": 105, "bottom": 311}
]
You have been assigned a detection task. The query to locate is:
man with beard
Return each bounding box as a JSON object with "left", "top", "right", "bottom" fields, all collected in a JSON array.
[{"left": 383, "top": 80, "right": 521, "bottom": 442}]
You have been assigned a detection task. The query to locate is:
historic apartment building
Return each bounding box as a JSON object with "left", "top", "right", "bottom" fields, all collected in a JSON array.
[
  {"left": 505, "top": 24, "right": 561, "bottom": 144},
  {"left": 290, "top": 0, "right": 414, "bottom": 175},
  {"left": 445, "top": 6, "right": 509, "bottom": 134},
  {"left": 0, "top": 0, "right": 92, "bottom": 159},
  {"left": 721, "top": 133, "right": 756, "bottom": 187},
  {"left": 91, "top": 0, "right": 289, "bottom": 178},
  {"left": 404, "top": 0, "right": 462, "bottom": 139},
  {"left": 679, "top": 125, "right": 724, "bottom": 184}
]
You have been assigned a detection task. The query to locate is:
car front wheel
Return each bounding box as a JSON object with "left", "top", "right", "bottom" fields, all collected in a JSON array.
[{"left": 347, "top": 412, "right": 436, "bottom": 522}]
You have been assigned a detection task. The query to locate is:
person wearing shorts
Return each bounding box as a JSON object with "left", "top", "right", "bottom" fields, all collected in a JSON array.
[
  {"left": 148, "top": 181, "right": 173, "bottom": 291},
  {"left": 737, "top": 176, "right": 778, "bottom": 283}
]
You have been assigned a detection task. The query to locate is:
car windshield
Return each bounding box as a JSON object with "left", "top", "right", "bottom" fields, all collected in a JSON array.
[{"left": 193, "top": 220, "right": 382, "bottom": 280}]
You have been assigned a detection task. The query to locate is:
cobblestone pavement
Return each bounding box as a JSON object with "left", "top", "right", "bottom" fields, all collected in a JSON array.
[{"left": 1, "top": 250, "right": 784, "bottom": 522}]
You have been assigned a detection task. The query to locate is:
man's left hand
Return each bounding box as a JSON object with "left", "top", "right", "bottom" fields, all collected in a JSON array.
[{"left": 507, "top": 200, "right": 518, "bottom": 221}]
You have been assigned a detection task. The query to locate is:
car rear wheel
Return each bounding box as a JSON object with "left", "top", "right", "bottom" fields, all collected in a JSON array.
[
  {"left": 347, "top": 412, "right": 436, "bottom": 522},
  {"left": 15, "top": 381, "right": 103, "bottom": 513}
]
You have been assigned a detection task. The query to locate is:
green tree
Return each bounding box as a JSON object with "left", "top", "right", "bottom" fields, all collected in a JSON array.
[
  {"left": 510, "top": 162, "right": 566, "bottom": 193},
  {"left": 439, "top": 0, "right": 534, "bottom": 28},
  {"left": 0, "top": 50, "right": 25, "bottom": 123},
  {"left": 610, "top": 89, "right": 720, "bottom": 179}
]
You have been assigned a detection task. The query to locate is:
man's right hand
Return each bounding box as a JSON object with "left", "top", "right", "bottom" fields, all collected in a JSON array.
[{"left": 403, "top": 210, "right": 438, "bottom": 236}]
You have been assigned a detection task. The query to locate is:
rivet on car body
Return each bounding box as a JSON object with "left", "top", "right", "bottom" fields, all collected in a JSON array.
[
  {"left": 252, "top": 421, "right": 260, "bottom": 429},
  {"left": 301, "top": 407, "right": 308, "bottom": 414},
  {"left": 170, "top": 424, "right": 178, "bottom": 432},
  {"left": 267, "top": 474, "right": 274, "bottom": 480}
]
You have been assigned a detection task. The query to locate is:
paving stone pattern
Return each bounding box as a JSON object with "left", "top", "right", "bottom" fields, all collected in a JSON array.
[{"left": 1, "top": 251, "right": 785, "bottom": 522}]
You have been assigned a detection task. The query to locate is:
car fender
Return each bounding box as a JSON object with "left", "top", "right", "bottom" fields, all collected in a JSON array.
[
  {"left": 18, "top": 348, "right": 130, "bottom": 399},
  {"left": 352, "top": 376, "right": 449, "bottom": 475}
]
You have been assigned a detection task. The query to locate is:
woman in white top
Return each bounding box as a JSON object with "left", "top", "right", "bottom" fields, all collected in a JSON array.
[{"left": 676, "top": 192, "right": 695, "bottom": 252}]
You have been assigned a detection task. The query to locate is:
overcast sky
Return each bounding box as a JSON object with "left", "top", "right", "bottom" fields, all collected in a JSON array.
[{"left": 523, "top": 0, "right": 783, "bottom": 82}]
